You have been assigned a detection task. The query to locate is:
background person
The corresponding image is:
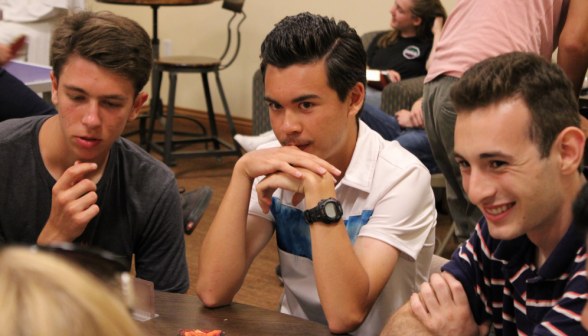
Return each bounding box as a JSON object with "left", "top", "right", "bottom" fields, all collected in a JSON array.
[{"left": 0, "top": 246, "right": 139, "bottom": 336}]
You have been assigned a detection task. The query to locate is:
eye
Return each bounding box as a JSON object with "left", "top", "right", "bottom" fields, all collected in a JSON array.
[
  {"left": 456, "top": 159, "right": 470, "bottom": 168},
  {"left": 490, "top": 161, "right": 506, "bottom": 168},
  {"left": 299, "top": 102, "right": 313, "bottom": 110},
  {"left": 103, "top": 101, "right": 123, "bottom": 108},
  {"left": 68, "top": 95, "right": 84, "bottom": 101},
  {"left": 267, "top": 102, "right": 282, "bottom": 111}
]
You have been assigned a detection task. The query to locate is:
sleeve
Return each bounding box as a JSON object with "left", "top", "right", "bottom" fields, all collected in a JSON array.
[
  {"left": 357, "top": 161, "right": 435, "bottom": 261},
  {"left": 1, "top": 0, "right": 68, "bottom": 22},
  {"left": 442, "top": 222, "right": 495, "bottom": 326},
  {"left": 533, "top": 247, "right": 588, "bottom": 336},
  {"left": 134, "top": 178, "right": 189, "bottom": 293}
]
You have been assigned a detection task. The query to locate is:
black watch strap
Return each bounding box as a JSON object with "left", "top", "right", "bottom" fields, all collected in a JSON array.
[{"left": 303, "top": 197, "right": 343, "bottom": 224}]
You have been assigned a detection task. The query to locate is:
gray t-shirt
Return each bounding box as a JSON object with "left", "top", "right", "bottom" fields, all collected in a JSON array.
[{"left": 0, "top": 116, "right": 189, "bottom": 293}]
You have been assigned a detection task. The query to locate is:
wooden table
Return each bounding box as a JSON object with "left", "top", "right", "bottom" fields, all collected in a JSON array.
[{"left": 140, "top": 292, "right": 340, "bottom": 336}]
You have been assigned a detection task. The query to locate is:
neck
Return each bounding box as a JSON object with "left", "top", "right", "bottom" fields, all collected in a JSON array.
[
  {"left": 530, "top": 173, "right": 586, "bottom": 268},
  {"left": 329, "top": 121, "right": 359, "bottom": 184},
  {"left": 39, "top": 116, "right": 109, "bottom": 184},
  {"left": 400, "top": 29, "right": 417, "bottom": 38}
]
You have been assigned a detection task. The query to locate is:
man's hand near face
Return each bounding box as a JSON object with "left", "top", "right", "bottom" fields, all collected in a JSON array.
[{"left": 37, "top": 162, "right": 99, "bottom": 245}]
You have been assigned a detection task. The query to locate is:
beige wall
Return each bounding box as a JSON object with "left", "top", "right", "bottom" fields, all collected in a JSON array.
[{"left": 87, "top": 0, "right": 457, "bottom": 120}]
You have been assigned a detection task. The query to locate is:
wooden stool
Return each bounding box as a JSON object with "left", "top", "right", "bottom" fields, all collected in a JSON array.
[{"left": 147, "top": 56, "right": 242, "bottom": 166}]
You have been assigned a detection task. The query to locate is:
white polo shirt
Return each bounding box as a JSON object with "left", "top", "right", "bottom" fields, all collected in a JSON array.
[{"left": 249, "top": 121, "right": 437, "bottom": 336}]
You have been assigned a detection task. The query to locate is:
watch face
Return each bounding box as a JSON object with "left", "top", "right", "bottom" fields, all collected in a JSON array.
[{"left": 325, "top": 203, "right": 337, "bottom": 218}]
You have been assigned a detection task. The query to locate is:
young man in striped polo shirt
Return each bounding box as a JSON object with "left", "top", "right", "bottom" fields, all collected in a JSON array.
[{"left": 382, "top": 52, "right": 588, "bottom": 336}]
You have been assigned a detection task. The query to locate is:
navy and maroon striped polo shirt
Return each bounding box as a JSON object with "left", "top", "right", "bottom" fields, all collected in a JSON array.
[{"left": 442, "top": 217, "right": 588, "bottom": 336}]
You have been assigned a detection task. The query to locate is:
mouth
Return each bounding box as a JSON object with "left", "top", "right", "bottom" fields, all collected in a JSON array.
[
  {"left": 76, "top": 136, "right": 101, "bottom": 149},
  {"left": 483, "top": 202, "right": 515, "bottom": 221}
]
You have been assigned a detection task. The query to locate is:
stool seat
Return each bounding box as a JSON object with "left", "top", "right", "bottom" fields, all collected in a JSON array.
[{"left": 155, "top": 56, "right": 221, "bottom": 68}]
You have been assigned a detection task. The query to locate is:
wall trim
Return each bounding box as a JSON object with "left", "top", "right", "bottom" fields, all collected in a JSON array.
[{"left": 140, "top": 105, "right": 253, "bottom": 135}]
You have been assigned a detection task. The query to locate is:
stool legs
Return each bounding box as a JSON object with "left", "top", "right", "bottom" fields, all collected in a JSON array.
[
  {"left": 214, "top": 70, "right": 242, "bottom": 153},
  {"left": 201, "top": 73, "right": 220, "bottom": 151},
  {"left": 146, "top": 68, "right": 163, "bottom": 153},
  {"left": 163, "top": 72, "right": 178, "bottom": 166}
]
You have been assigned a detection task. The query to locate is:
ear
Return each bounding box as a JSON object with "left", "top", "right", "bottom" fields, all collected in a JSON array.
[
  {"left": 50, "top": 71, "right": 59, "bottom": 107},
  {"left": 412, "top": 16, "right": 422, "bottom": 27},
  {"left": 347, "top": 82, "right": 365, "bottom": 120},
  {"left": 554, "top": 126, "right": 586, "bottom": 175},
  {"left": 128, "top": 91, "right": 149, "bottom": 122}
]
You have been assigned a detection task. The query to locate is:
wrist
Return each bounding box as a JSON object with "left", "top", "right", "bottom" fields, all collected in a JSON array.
[{"left": 304, "top": 173, "right": 336, "bottom": 208}]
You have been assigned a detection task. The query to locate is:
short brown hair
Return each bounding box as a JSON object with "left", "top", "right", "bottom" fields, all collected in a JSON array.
[
  {"left": 51, "top": 11, "right": 153, "bottom": 94},
  {"left": 450, "top": 52, "right": 580, "bottom": 158}
]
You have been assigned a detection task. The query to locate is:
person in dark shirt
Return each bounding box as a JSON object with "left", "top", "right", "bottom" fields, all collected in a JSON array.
[
  {"left": 364, "top": 0, "right": 445, "bottom": 109},
  {"left": 0, "top": 11, "right": 190, "bottom": 293}
]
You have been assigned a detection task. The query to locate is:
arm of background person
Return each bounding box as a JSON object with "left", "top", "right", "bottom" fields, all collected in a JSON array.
[
  {"left": 0, "top": 43, "right": 14, "bottom": 65},
  {"left": 557, "top": 0, "right": 588, "bottom": 137},
  {"left": 426, "top": 17, "right": 444, "bottom": 70},
  {"left": 0, "top": 2, "right": 67, "bottom": 23}
]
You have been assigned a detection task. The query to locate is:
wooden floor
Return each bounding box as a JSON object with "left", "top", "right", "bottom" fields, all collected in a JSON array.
[{"left": 125, "top": 116, "right": 458, "bottom": 311}]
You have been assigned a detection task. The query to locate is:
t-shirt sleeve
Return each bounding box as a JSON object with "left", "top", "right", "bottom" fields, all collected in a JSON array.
[
  {"left": 533, "top": 246, "right": 588, "bottom": 336},
  {"left": 134, "top": 178, "right": 189, "bottom": 293},
  {"left": 357, "top": 163, "right": 436, "bottom": 262},
  {"left": 442, "top": 223, "right": 494, "bottom": 326}
]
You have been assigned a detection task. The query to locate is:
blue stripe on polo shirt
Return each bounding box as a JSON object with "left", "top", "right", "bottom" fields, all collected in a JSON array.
[{"left": 270, "top": 197, "right": 373, "bottom": 260}]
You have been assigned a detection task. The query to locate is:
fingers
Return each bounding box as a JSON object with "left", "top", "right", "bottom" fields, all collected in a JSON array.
[
  {"left": 54, "top": 162, "right": 98, "bottom": 191},
  {"left": 479, "top": 319, "right": 492, "bottom": 336},
  {"left": 442, "top": 272, "right": 470, "bottom": 306},
  {"left": 429, "top": 273, "right": 454, "bottom": 306},
  {"left": 410, "top": 292, "right": 430, "bottom": 321},
  {"left": 419, "top": 280, "right": 441, "bottom": 312},
  {"left": 388, "top": 70, "right": 401, "bottom": 82},
  {"left": 256, "top": 173, "right": 303, "bottom": 213}
]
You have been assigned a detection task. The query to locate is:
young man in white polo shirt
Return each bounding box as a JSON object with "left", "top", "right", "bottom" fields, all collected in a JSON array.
[{"left": 196, "top": 13, "right": 436, "bottom": 336}]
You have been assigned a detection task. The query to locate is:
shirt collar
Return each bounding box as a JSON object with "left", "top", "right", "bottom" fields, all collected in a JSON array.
[{"left": 338, "top": 120, "right": 380, "bottom": 193}]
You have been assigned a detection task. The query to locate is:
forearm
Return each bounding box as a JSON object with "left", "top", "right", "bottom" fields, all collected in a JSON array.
[
  {"left": 305, "top": 185, "right": 371, "bottom": 333},
  {"left": 557, "top": 0, "right": 588, "bottom": 98},
  {"left": 381, "top": 303, "right": 434, "bottom": 336},
  {"left": 196, "top": 165, "right": 255, "bottom": 306}
]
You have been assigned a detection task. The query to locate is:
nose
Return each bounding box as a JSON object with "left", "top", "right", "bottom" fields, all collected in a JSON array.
[
  {"left": 81, "top": 101, "right": 102, "bottom": 129},
  {"left": 463, "top": 167, "right": 496, "bottom": 206},
  {"left": 390, "top": 4, "right": 396, "bottom": 15},
  {"left": 280, "top": 109, "right": 302, "bottom": 136}
]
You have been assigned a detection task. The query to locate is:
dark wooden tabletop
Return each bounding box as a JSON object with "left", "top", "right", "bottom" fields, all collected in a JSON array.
[
  {"left": 96, "top": 0, "right": 217, "bottom": 6},
  {"left": 139, "top": 292, "right": 339, "bottom": 336}
]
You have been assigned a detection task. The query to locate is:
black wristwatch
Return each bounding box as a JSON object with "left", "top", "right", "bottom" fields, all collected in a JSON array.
[{"left": 303, "top": 198, "right": 343, "bottom": 224}]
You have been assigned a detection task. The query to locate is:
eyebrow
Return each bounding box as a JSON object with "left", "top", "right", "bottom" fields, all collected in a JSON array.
[
  {"left": 454, "top": 151, "right": 514, "bottom": 161},
  {"left": 264, "top": 94, "right": 320, "bottom": 105},
  {"left": 64, "top": 85, "right": 128, "bottom": 101}
]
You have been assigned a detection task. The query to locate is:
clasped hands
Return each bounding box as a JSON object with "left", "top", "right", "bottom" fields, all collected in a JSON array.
[
  {"left": 236, "top": 146, "right": 341, "bottom": 214},
  {"left": 410, "top": 272, "right": 491, "bottom": 336}
]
